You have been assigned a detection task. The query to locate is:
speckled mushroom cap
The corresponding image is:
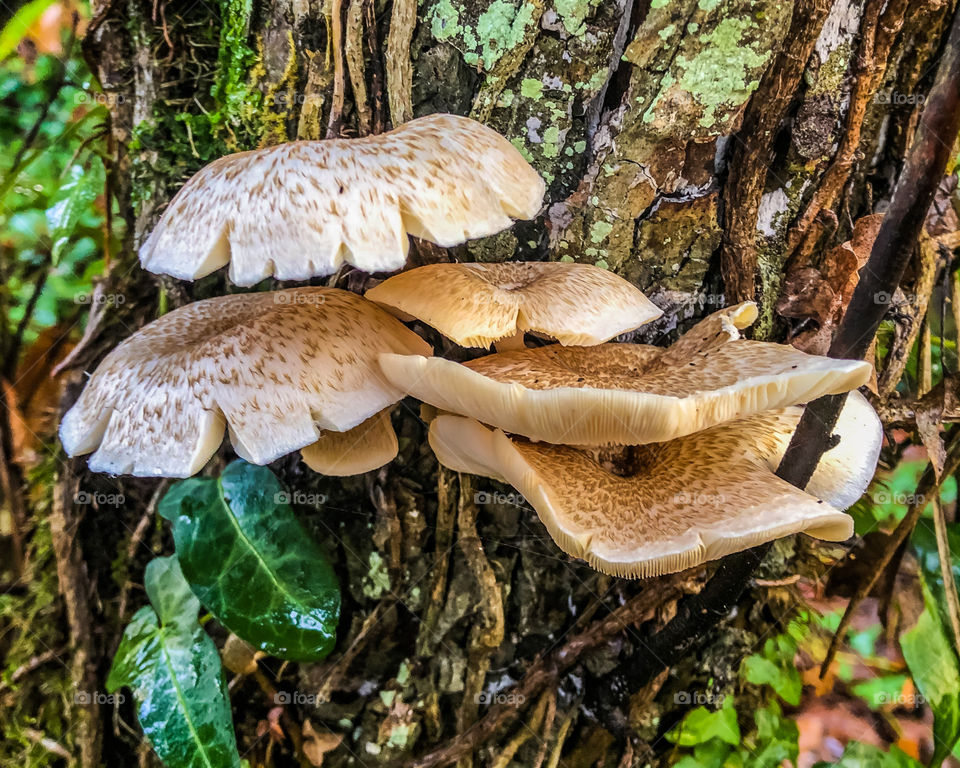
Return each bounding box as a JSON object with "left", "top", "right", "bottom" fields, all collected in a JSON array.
[
  {"left": 378, "top": 302, "right": 872, "bottom": 446},
  {"left": 364, "top": 261, "right": 663, "bottom": 348},
  {"left": 139, "top": 114, "right": 545, "bottom": 286},
  {"left": 300, "top": 409, "right": 398, "bottom": 477},
  {"left": 427, "top": 391, "right": 880, "bottom": 578},
  {"left": 59, "top": 289, "right": 431, "bottom": 478}
]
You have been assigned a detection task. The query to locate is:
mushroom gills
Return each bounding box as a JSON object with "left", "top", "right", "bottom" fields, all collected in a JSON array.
[{"left": 427, "top": 391, "right": 880, "bottom": 578}]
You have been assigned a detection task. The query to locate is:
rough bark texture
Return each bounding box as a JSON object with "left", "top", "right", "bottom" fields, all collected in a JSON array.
[{"left": 21, "top": 0, "right": 954, "bottom": 765}]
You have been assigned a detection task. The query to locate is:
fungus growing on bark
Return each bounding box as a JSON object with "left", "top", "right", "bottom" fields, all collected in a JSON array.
[
  {"left": 300, "top": 409, "right": 399, "bottom": 477},
  {"left": 59, "top": 289, "right": 430, "bottom": 477},
  {"left": 139, "top": 114, "right": 545, "bottom": 286},
  {"left": 428, "top": 391, "right": 881, "bottom": 578},
  {"left": 378, "top": 303, "right": 872, "bottom": 446},
  {"left": 365, "top": 261, "right": 662, "bottom": 349}
]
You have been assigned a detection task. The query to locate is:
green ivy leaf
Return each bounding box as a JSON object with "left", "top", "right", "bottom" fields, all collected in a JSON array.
[
  {"left": 668, "top": 697, "right": 740, "bottom": 747},
  {"left": 45, "top": 161, "right": 104, "bottom": 264},
  {"left": 911, "top": 519, "right": 960, "bottom": 644},
  {"left": 160, "top": 460, "right": 340, "bottom": 661},
  {"left": 107, "top": 557, "right": 241, "bottom": 768},
  {"left": 740, "top": 635, "right": 802, "bottom": 706},
  {"left": 901, "top": 581, "right": 960, "bottom": 767}
]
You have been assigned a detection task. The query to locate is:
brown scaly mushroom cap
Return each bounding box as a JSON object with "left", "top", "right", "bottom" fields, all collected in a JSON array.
[
  {"left": 378, "top": 302, "right": 872, "bottom": 446},
  {"left": 428, "top": 391, "right": 881, "bottom": 578},
  {"left": 59, "top": 289, "right": 431, "bottom": 478},
  {"left": 364, "top": 261, "right": 663, "bottom": 348},
  {"left": 139, "top": 114, "right": 545, "bottom": 287}
]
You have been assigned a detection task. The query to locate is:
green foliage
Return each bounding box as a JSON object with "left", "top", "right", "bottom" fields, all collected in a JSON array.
[
  {"left": 107, "top": 557, "right": 243, "bottom": 768},
  {"left": 815, "top": 742, "right": 923, "bottom": 768},
  {"left": 911, "top": 519, "right": 960, "bottom": 641},
  {"left": 848, "top": 460, "right": 957, "bottom": 535},
  {"left": 45, "top": 161, "right": 104, "bottom": 264},
  {"left": 159, "top": 460, "right": 341, "bottom": 661},
  {"left": 668, "top": 697, "right": 741, "bottom": 747},
  {"left": 0, "top": 0, "right": 58, "bottom": 60},
  {"left": 741, "top": 633, "right": 802, "bottom": 706},
  {"left": 211, "top": 0, "right": 261, "bottom": 136},
  {"left": 0, "top": 36, "right": 114, "bottom": 347},
  {"left": 900, "top": 582, "right": 960, "bottom": 766}
]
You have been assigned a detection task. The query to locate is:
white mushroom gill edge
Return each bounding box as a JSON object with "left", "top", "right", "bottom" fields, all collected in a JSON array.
[
  {"left": 427, "top": 391, "right": 879, "bottom": 578},
  {"left": 378, "top": 349, "right": 872, "bottom": 446}
]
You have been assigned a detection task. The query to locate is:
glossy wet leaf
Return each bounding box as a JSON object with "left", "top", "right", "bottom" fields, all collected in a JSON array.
[
  {"left": 45, "top": 161, "right": 103, "bottom": 263},
  {"left": 107, "top": 557, "right": 241, "bottom": 768},
  {"left": 900, "top": 581, "right": 960, "bottom": 767},
  {"left": 911, "top": 519, "right": 960, "bottom": 639},
  {"left": 160, "top": 460, "right": 340, "bottom": 661}
]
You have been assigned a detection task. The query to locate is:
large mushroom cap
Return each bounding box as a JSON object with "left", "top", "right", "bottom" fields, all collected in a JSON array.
[
  {"left": 365, "top": 261, "right": 663, "bottom": 348},
  {"left": 379, "top": 303, "right": 871, "bottom": 446},
  {"left": 428, "top": 391, "right": 880, "bottom": 578},
  {"left": 59, "top": 289, "right": 431, "bottom": 477},
  {"left": 139, "top": 114, "right": 545, "bottom": 287}
]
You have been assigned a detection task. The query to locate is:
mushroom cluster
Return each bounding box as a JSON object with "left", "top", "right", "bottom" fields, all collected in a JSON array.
[{"left": 62, "top": 113, "right": 881, "bottom": 578}]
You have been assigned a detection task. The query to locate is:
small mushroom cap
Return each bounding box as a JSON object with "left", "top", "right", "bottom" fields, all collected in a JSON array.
[
  {"left": 427, "top": 391, "right": 879, "bottom": 578},
  {"left": 300, "top": 409, "right": 398, "bottom": 476},
  {"left": 139, "top": 114, "right": 545, "bottom": 287},
  {"left": 60, "top": 289, "right": 431, "bottom": 478},
  {"left": 379, "top": 304, "right": 871, "bottom": 446},
  {"left": 365, "top": 261, "right": 663, "bottom": 348}
]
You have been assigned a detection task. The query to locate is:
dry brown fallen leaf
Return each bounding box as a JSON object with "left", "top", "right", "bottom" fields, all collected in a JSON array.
[
  {"left": 302, "top": 720, "right": 343, "bottom": 767},
  {"left": 778, "top": 214, "right": 884, "bottom": 354}
]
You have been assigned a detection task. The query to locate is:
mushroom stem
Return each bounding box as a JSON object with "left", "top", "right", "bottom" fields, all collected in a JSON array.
[{"left": 493, "top": 330, "right": 527, "bottom": 352}]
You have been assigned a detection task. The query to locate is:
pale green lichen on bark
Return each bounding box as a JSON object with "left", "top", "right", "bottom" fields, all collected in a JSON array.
[{"left": 429, "top": 0, "right": 540, "bottom": 69}]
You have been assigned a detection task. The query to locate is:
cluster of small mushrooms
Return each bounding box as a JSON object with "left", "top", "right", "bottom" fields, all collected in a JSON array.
[{"left": 60, "top": 113, "right": 882, "bottom": 579}]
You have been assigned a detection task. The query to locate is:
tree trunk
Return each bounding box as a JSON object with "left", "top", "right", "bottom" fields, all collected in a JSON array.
[{"left": 50, "top": 0, "right": 955, "bottom": 765}]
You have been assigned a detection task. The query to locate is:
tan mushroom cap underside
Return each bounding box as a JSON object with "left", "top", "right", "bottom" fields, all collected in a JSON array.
[
  {"left": 379, "top": 302, "right": 872, "bottom": 446},
  {"left": 365, "top": 261, "right": 663, "bottom": 348},
  {"left": 59, "top": 289, "right": 431, "bottom": 478},
  {"left": 139, "top": 114, "right": 545, "bottom": 286},
  {"left": 428, "top": 392, "right": 880, "bottom": 578},
  {"left": 300, "top": 409, "right": 398, "bottom": 476}
]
